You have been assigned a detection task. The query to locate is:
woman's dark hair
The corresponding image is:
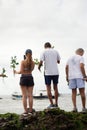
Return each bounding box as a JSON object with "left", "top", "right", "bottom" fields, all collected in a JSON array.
[
  {"left": 25, "top": 49, "right": 32, "bottom": 55},
  {"left": 24, "top": 55, "right": 26, "bottom": 59},
  {"left": 24, "top": 49, "right": 33, "bottom": 71},
  {"left": 44, "top": 42, "right": 51, "bottom": 48}
]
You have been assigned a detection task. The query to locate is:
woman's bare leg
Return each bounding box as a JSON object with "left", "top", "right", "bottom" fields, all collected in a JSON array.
[
  {"left": 27, "top": 86, "right": 33, "bottom": 113},
  {"left": 21, "top": 86, "right": 28, "bottom": 113}
]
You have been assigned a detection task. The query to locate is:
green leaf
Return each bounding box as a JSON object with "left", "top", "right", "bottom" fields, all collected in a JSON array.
[
  {"left": 34, "top": 58, "right": 39, "bottom": 65},
  {"left": 10, "top": 56, "right": 19, "bottom": 69},
  {"left": 1, "top": 67, "right": 8, "bottom": 78}
]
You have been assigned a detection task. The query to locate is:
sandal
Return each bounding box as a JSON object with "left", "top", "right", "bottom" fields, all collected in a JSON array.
[
  {"left": 72, "top": 108, "right": 78, "bottom": 112},
  {"left": 22, "top": 111, "right": 28, "bottom": 116},
  {"left": 28, "top": 112, "right": 33, "bottom": 115}
]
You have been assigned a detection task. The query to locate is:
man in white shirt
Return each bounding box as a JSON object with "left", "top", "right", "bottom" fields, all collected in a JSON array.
[
  {"left": 65, "top": 48, "right": 87, "bottom": 112},
  {"left": 38, "top": 42, "right": 61, "bottom": 108}
]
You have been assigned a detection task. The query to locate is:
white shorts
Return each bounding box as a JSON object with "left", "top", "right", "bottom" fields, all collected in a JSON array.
[{"left": 69, "top": 78, "right": 85, "bottom": 89}]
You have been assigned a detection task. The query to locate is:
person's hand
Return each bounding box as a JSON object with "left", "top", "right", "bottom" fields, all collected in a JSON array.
[
  {"left": 0, "top": 74, "right": 7, "bottom": 77},
  {"left": 2, "top": 74, "right": 7, "bottom": 77},
  {"left": 38, "top": 61, "right": 43, "bottom": 72},
  {"left": 83, "top": 76, "right": 87, "bottom": 82},
  {"left": 66, "top": 76, "right": 69, "bottom": 82},
  {"left": 66, "top": 76, "right": 69, "bottom": 85},
  {"left": 38, "top": 66, "right": 41, "bottom": 72},
  {"left": 13, "top": 70, "right": 16, "bottom": 74}
]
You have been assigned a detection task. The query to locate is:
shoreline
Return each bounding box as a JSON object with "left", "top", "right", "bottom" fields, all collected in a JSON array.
[{"left": 0, "top": 93, "right": 86, "bottom": 114}]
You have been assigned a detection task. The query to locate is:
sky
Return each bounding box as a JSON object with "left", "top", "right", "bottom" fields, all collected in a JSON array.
[{"left": 0, "top": 0, "right": 87, "bottom": 95}]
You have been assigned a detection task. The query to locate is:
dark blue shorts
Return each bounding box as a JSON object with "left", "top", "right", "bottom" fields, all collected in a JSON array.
[
  {"left": 20, "top": 74, "right": 34, "bottom": 87},
  {"left": 44, "top": 75, "right": 59, "bottom": 85}
]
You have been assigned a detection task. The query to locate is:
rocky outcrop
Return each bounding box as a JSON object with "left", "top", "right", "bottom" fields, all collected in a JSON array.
[{"left": 0, "top": 108, "right": 87, "bottom": 130}]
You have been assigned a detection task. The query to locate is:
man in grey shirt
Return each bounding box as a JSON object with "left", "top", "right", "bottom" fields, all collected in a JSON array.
[{"left": 38, "top": 42, "right": 61, "bottom": 108}]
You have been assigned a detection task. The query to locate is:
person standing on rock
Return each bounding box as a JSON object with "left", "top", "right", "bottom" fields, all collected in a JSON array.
[
  {"left": 65, "top": 48, "right": 87, "bottom": 112},
  {"left": 14, "top": 49, "right": 35, "bottom": 115},
  {"left": 38, "top": 42, "right": 61, "bottom": 108}
]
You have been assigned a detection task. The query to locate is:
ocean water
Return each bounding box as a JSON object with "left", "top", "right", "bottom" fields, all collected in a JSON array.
[
  {"left": 0, "top": 73, "right": 87, "bottom": 96},
  {"left": 0, "top": 69, "right": 87, "bottom": 114},
  {"left": 0, "top": 68, "right": 71, "bottom": 96},
  {"left": 0, "top": 94, "right": 87, "bottom": 114}
]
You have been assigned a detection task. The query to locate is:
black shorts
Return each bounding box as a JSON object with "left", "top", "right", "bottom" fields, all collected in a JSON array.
[
  {"left": 44, "top": 75, "right": 59, "bottom": 85},
  {"left": 20, "top": 74, "right": 34, "bottom": 87}
]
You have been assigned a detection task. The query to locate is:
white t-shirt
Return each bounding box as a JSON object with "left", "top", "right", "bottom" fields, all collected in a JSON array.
[
  {"left": 66, "top": 54, "right": 85, "bottom": 79},
  {"left": 40, "top": 48, "right": 61, "bottom": 75}
]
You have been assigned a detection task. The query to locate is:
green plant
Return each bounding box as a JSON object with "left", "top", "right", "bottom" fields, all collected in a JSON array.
[
  {"left": 34, "top": 58, "right": 39, "bottom": 65},
  {"left": 1, "top": 68, "right": 8, "bottom": 82},
  {"left": 1, "top": 68, "right": 7, "bottom": 77},
  {"left": 10, "top": 56, "right": 19, "bottom": 76},
  {"left": 10, "top": 56, "right": 19, "bottom": 70}
]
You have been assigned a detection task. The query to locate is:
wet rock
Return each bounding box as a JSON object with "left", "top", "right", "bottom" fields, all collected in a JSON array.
[{"left": 0, "top": 109, "right": 87, "bottom": 130}]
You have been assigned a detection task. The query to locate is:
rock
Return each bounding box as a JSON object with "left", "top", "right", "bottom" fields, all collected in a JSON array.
[{"left": 0, "top": 108, "right": 87, "bottom": 130}]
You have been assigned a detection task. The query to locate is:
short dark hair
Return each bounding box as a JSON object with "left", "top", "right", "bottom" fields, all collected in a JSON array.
[
  {"left": 76, "top": 48, "right": 84, "bottom": 53},
  {"left": 44, "top": 42, "right": 51, "bottom": 48}
]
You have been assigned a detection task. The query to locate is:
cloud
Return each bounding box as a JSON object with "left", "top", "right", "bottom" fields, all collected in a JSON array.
[
  {"left": 0, "top": 0, "right": 87, "bottom": 60},
  {"left": 0, "top": 0, "right": 87, "bottom": 94}
]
